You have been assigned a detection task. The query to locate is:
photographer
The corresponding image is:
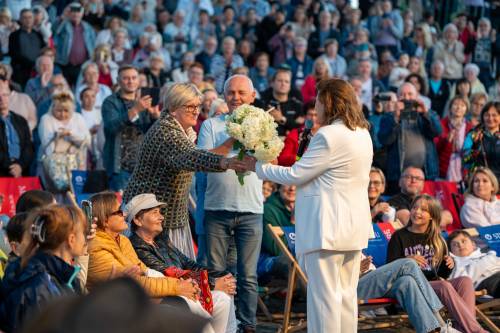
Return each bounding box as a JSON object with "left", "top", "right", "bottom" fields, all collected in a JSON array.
[
  {"left": 378, "top": 82, "right": 442, "bottom": 194},
  {"left": 369, "top": 92, "right": 397, "bottom": 173}
]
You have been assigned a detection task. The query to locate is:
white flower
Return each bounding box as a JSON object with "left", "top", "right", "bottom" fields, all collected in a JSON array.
[{"left": 225, "top": 104, "right": 284, "bottom": 162}]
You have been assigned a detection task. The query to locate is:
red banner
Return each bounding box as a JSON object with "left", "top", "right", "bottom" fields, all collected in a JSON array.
[
  {"left": 0, "top": 177, "right": 42, "bottom": 217},
  {"left": 423, "top": 181, "right": 462, "bottom": 232}
]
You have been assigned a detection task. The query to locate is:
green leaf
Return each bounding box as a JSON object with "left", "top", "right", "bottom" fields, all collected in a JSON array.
[{"left": 238, "top": 173, "right": 245, "bottom": 185}]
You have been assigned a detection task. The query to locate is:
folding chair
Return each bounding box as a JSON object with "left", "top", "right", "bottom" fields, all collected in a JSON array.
[{"left": 267, "top": 225, "right": 308, "bottom": 333}]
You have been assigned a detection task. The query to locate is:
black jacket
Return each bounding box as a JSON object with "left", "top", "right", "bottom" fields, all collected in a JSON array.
[
  {"left": 255, "top": 88, "right": 304, "bottom": 136},
  {"left": 427, "top": 79, "right": 451, "bottom": 118},
  {"left": 0, "top": 252, "right": 81, "bottom": 333},
  {"left": 8, "top": 29, "right": 45, "bottom": 68},
  {"left": 307, "top": 28, "right": 342, "bottom": 59},
  {"left": 0, "top": 111, "right": 34, "bottom": 176},
  {"left": 129, "top": 230, "right": 227, "bottom": 287}
]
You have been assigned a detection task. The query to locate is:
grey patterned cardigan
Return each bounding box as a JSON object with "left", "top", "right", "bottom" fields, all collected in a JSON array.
[{"left": 123, "top": 113, "right": 224, "bottom": 229}]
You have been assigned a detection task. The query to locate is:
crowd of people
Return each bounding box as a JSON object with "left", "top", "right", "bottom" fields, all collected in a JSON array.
[{"left": 0, "top": 0, "right": 499, "bottom": 332}]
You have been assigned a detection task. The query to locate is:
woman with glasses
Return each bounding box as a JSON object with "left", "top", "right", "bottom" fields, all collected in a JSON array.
[
  {"left": 123, "top": 83, "right": 246, "bottom": 259},
  {"left": 368, "top": 167, "right": 395, "bottom": 223},
  {"left": 86, "top": 192, "right": 197, "bottom": 298}
]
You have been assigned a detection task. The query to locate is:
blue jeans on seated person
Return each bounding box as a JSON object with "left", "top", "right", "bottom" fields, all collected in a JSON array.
[
  {"left": 205, "top": 210, "right": 262, "bottom": 329},
  {"left": 357, "top": 258, "right": 443, "bottom": 333}
]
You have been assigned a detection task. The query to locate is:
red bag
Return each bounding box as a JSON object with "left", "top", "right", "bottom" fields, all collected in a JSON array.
[
  {"left": 0, "top": 177, "right": 42, "bottom": 217},
  {"left": 164, "top": 267, "right": 213, "bottom": 314}
]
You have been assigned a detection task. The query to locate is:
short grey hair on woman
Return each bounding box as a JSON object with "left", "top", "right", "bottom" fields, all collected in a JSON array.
[
  {"left": 209, "top": 98, "right": 227, "bottom": 118},
  {"left": 163, "top": 83, "right": 203, "bottom": 113},
  {"left": 370, "top": 167, "right": 386, "bottom": 186}
]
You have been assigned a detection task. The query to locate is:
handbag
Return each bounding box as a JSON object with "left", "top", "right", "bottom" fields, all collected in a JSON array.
[{"left": 41, "top": 135, "right": 80, "bottom": 192}]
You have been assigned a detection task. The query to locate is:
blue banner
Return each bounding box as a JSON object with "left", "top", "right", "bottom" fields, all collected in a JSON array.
[
  {"left": 282, "top": 226, "right": 296, "bottom": 256},
  {"left": 364, "top": 224, "right": 388, "bottom": 267},
  {"left": 478, "top": 225, "right": 500, "bottom": 255}
]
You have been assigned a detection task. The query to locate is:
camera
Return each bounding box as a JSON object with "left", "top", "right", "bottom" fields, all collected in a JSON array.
[
  {"left": 400, "top": 100, "right": 419, "bottom": 122},
  {"left": 373, "top": 93, "right": 392, "bottom": 103}
]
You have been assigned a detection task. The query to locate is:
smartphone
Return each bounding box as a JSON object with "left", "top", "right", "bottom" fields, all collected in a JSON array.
[
  {"left": 81, "top": 200, "right": 93, "bottom": 236},
  {"left": 141, "top": 87, "right": 160, "bottom": 106}
]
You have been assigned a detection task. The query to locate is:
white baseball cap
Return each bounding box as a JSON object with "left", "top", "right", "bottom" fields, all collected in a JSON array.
[{"left": 124, "top": 194, "right": 166, "bottom": 224}]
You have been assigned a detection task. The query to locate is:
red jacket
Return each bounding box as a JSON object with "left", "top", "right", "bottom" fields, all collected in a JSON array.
[
  {"left": 434, "top": 117, "right": 473, "bottom": 178},
  {"left": 301, "top": 75, "right": 317, "bottom": 105},
  {"left": 278, "top": 127, "right": 300, "bottom": 166}
]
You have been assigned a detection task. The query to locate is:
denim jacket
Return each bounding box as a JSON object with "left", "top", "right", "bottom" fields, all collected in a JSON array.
[
  {"left": 54, "top": 20, "right": 96, "bottom": 66},
  {"left": 378, "top": 110, "right": 442, "bottom": 181}
]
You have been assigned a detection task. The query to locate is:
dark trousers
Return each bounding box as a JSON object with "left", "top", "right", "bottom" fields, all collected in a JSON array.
[
  {"left": 477, "top": 272, "right": 500, "bottom": 298},
  {"left": 61, "top": 63, "right": 82, "bottom": 88}
]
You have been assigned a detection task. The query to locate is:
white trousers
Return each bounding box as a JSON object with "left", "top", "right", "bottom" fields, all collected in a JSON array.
[
  {"left": 300, "top": 249, "right": 362, "bottom": 333},
  {"left": 183, "top": 291, "right": 237, "bottom": 333}
]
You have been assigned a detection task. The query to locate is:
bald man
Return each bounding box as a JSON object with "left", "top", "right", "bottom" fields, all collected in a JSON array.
[
  {"left": 378, "top": 82, "right": 442, "bottom": 194},
  {"left": 197, "top": 75, "right": 262, "bottom": 333}
]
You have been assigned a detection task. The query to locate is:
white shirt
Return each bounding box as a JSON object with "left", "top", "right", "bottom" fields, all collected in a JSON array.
[
  {"left": 361, "top": 78, "right": 373, "bottom": 111},
  {"left": 460, "top": 195, "right": 500, "bottom": 228},
  {"left": 197, "top": 114, "right": 264, "bottom": 214}
]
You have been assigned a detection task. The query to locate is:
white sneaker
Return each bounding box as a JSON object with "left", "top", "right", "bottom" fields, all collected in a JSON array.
[{"left": 440, "top": 324, "right": 462, "bottom": 333}]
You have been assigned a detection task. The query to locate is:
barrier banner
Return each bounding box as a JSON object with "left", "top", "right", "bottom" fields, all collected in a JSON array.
[{"left": 0, "top": 177, "right": 42, "bottom": 217}]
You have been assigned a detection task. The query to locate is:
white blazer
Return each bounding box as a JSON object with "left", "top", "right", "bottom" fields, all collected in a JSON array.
[{"left": 256, "top": 120, "right": 374, "bottom": 255}]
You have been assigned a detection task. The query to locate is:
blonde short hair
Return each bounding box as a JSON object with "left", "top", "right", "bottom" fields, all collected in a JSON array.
[
  {"left": 467, "top": 167, "right": 499, "bottom": 199},
  {"left": 163, "top": 83, "right": 203, "bottom": 113},
  {"left": 50, "top": 90, "right": 75, "bottom": 114}
]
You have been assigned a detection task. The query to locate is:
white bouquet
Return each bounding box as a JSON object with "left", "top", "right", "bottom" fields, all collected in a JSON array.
[{"left": 226, "top": 104, "right": 284, "bottom": 185}]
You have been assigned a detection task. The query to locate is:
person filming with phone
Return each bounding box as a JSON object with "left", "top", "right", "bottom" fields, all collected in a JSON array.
[{"left": 378, "top": 82, "right": 442, "bottom": 195}]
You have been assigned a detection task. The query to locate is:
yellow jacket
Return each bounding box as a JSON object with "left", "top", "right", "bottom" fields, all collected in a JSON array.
[{"left": 87, "top": 230, "right": 179, "bottom": 297}]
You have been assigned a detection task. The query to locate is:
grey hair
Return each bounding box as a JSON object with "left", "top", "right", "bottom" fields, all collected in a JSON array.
[
  {"left": 208, "top": 98, "right": 227, "bottom": 118},
  {"left": 464, "top": 63, "right": 480, "bottom": 76},
  {"left": 443, "top": 23, "right": 458, "bottom": 36},
  {"left": 81, "top": 61, "right": 98, "bottom": 75},
  {"left": 431, "top": 59, "right": 444, "bottom": 71},
  {"left": 478, "top": 17, "right": 491, "bottom": 29},
  {"left": 163, "top": 83, "right": 202, "bottom": 113},
  {"left": 397, "top": 82, "right": 417, "bottom": 97},
  {"left": 35, "top": 55, "right": 53, "bottom": 73},
  {"left": 223, "top": 74, "right": 255, "bottom": 95}
]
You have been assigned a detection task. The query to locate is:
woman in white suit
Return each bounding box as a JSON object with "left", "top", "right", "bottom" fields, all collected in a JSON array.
[{"left": 245, "top": 78, "right": 373, "bottom": 333}]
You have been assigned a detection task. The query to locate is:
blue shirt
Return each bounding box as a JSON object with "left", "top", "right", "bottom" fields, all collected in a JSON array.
[
  {"left": 1, "top": 114, "right": 20, "bottom": 160},
  {"left": 197, "top": 114, "right": 264, "bottom": 214}
]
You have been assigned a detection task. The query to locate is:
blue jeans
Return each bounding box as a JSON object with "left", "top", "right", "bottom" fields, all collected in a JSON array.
[
  {"left": 205, "top": 210, "right": 263, "bottom": 329},
  {"left": 357, "top": 258, "right": 443, "bottom": 333}
]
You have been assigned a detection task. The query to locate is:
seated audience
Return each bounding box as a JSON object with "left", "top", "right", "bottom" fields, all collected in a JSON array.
[
  {"left": 387, "top": 194, "right": 488, "bottom": 333},
  {"left": 387, "top": 166, "right": 425, "bottom": 225},
  {"left": 358, "top": 257, "right": 456, "bottom": 333},
  {"left": 448, "top": 230, "right": 500, "bottom": 298},
  {"left": 460, "top": 167, "right": 500, "bottom": 228},
  {"left": 0, "top": 205, "right": 87, "bottom": 332},
  {"left": 368, "top": 167, "right": 394, "bottom": 223},
  {"left": 127, "top": 193, "right": 237, "bottom": 333},
  {"left": 259, "top": 185, "right": 296, "bottom": 281}
]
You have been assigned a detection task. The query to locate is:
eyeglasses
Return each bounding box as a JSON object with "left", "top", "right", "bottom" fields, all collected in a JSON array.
[
  {"left": 369, "top": 180, "right": 383, "bottom": 187},
  {"left": 183, "top": 104, "right": 202, "bottom": 114},
  {"left": 109, "top": 209, "right": 125, "bottom": 217},
  {"left": 402, "top": 175, "right": 425, "bottom": 182}
]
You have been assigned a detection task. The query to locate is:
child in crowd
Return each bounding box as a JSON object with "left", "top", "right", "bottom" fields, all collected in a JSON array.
[
  {"left": 387, "top": 194, "right": 488, "bottom": 333},
  {"left": 448, "top": 230, "right": 500, "bottom": 298},
  {"left": 389, "top": 52, "right": 410, "bottom": 91}
]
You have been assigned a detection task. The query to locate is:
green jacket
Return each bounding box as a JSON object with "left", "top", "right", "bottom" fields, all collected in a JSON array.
[{"left": 262, "top": 193, "right": 294, "bottom": 257}]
